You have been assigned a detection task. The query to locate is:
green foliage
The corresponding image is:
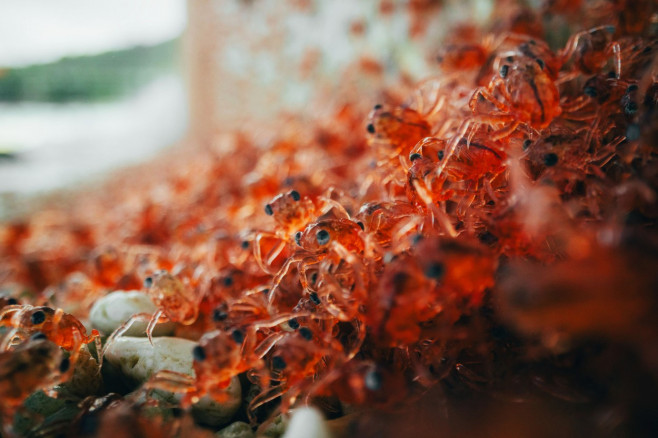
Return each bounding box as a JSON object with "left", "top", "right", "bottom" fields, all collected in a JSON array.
[
  {"left": 0, "top": 38, "right": 180, "bottom": 103},
  {"left": 12, "top": 390, "right": 79, "bottom": 436}
]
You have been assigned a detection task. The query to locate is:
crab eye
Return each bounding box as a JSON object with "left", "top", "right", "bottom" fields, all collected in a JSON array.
[
  {"left": 144, "top": 277, "right": 153, "bottom": 288},
  {"left": 316, "top": 229, "right": 330, "bottom": 246},
  {"left": 624, "top": 101, "right": 638, "bottom": 116},
  {"left": 31, "top": 310, "right": 46, "bottom": 325},
  {"left": 192, "top": 345, "right": 206, "bottom": 362},
  {"left": 309, "top": 292, "right": 321, "bottom": 305},
  {"left": 366, "top": 123, "right": 376, "bottom": 134},
  {"left": 241, "top": 240, "right": 250, "bottom": 249},
  {"left": 290, "top": 190, "right": 301, "bottom": 201},
  {"left": 365, "top": 369, "right": 383, "bottom": 391},
  {"left": 424, "top": 262, "right": 445, "bottom": 279},
  {"left": 212, "top": 308, "right": 228, "bottom": 322},
  {"left": 583, "top": 86, "right": 597, "bottom": 97},
  {"left": 272, "top": 356, "right": 287, "bottom": 370},
  {"left": 288, "top": 318, "right": 300, "bottom": 330},
  {"left": 479, "top": 231, "right": 498, "bottom": 245},
  {"left": 544, "top": 153, "right": 558, "bottom": 167},
  {"left": 299, "top": 327, "right": 313, "bottom": 340},
  {"left": 231, "top": 329, "right": 245, "bottom": 344},
  {"left": 409, "top": 153, "right": 422, "bottom": 161},
  {"left": 499, "top": 65, "right": 509, "bottom": 78},
  {"left": 264, "top": 204, "right": 274, "bottom": 216},
  {"left": 295, "top": 232, "right": 302, "bottom": 246},
  {"left": 59, "top": 357, "right": 70, "bottom": 373},
  {"left": 437, "top": 150, "right": 444, "bottom": 160},
  {"left": 626, "top": 123, "right": 640, "bottom": 141},
  {"left": 223, "top": 276, "right": 234, "bottom": 287}
]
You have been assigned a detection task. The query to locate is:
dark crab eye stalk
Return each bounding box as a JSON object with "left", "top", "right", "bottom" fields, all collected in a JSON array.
[
  {"left": 543, "top": 153, "right": 558, "bottom": 167},
  {"left": 30, "top": 310, "right": 46, "bottom": 325},
  {"left": 624, "top": 101, "right": 638, "bottom": 116},
  {"left": 626, "top": 84, "right": 638, "bottom": 94},
  {"left": 231, "top": 329, "right": 245, "bottom": 344},
  {"left": 309, "top": 292, "right": 321, "bottom": 305},
  {"left": 59, "top": 357, "right": 70, "bottom": 373},
  {"left": 365, "top": 369, "right": 383, "bottom": 391},
  {"left": 316, "top": 229, "right": 330, "bottom": 246},
  {"left": 583, "top": 86, "right": 597, "bottom": 97},
  {"left": 424, "top": 262, "right": 445, "bottom": 279},
  {"left": 192, "top": 345, "right": 206, "bottom": 362},
  {"left": 212, "top": 308, "right": 228, "bottom": 322},
  {"left": 299, "top": 327, "right": 313, "bottom": 340},
  {"left": 272, "top": 356, "right": 287, "bottom": 370},
  {"left": 290, "top": 190, "right": 301, "bottom": 201}
]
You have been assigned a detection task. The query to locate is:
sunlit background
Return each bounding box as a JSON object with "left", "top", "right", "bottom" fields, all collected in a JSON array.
[
  {"left": 0, "top": 0, "right": 187, "bottom": 205},
  {"left": 0, "top": 0, "right": 491, "bottom": 217}
]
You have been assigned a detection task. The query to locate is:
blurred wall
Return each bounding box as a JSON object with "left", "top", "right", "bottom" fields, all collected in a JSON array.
[{"left": 184, "top": 0, "right": 493, "bottom": 142}]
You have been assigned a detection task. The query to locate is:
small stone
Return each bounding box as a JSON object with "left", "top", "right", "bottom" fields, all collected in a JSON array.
[
  {"left": 104, "top": 336, "right": 241, "bottom": 427},
  {"left": 13, "top": 391, "right": 78, "bottom": 436},
  {"left": 104, "top": 337, "right": 198, "bottom": 383},
  {"left": 281, "top": 407, "right": 331, "bottom": 438},
  {"left": 216, "top": 421, "right": 254, "bottom": 438},
  {"left": 89, "top": 290, "right": 175, "bottom": 337},
  {"left": 192, "top": 392, "right": 242, "bottom": 428},
  {"left": 256, "top": 413, "right": 289, "bottom": 438}
]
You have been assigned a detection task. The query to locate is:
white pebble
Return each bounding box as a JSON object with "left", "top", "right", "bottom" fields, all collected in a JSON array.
[
  {"left": 281, "top": 407, "right": 332, "bottom": 438},
  {"left": 104, "top": 336, "right": 241, "bottom": 427},
  {"left": 216, "top": 421, "right": 254, "bottom": 438},
  {"left": 89, "top": 290, "right": 174, "bottom": 337}
]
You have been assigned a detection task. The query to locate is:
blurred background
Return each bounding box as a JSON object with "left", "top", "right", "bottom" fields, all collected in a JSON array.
[
  {"left": 0, "top": 0, "right": 491, "bottom": 217},
  {"left": 0, "top": 0, "right": 187, "bottom": 206}
]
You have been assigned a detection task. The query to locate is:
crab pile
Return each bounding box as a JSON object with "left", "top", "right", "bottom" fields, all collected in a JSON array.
[{"left": 1, "top": 1, "right": 657, "bottom": 437}]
